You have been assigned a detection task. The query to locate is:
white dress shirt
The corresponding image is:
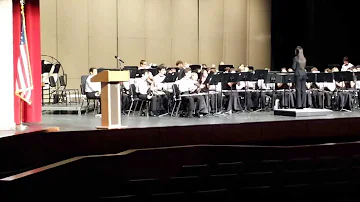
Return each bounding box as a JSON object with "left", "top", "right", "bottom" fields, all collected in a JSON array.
[
  {"left": 153, "top": 74, "right": 166, "bottom": 90},
  {"left": 85, "top": 75, "right": 101, "bottom": 93},
  {"left": 257, "top": 79, "right": 275, "bottom": 90},
  {"left": 237, "top": 81, "right": 256, "bottom": 90},
  {"left": 209, "top": 83, "right": 222, "bottom": 91},
  {"left": 322, "top": 80, "right": 336, "bottom": 91},
  {"left": 136, "top": 78, "right": 150, "bottom": 95},
  {"left": 341, "top": 63, "right": 353, "bottom": 71},
  {"left": 176, "top": 77, "right": 197, "bottom": 93}
]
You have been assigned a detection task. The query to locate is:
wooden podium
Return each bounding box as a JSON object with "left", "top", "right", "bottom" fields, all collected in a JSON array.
[{"left": 91, "top": 70, "right": 130, "bottom": 129}]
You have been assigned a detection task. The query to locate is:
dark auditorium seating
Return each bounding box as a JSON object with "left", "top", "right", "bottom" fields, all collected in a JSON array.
[{"left": 3, "top": 144, "right": 360, "bottom": 201}]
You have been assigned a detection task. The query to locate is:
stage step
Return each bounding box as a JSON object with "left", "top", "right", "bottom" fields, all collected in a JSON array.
[{"left": 274, "top": 108, "right": 333, "bottom": 117}]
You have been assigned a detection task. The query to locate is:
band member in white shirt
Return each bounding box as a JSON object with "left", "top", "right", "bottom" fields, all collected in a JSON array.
[
  {"left": 307, "top": 67, "right": 321, "bottom": 108},
  {"left": 332, "top": 67, "right": 354, "bottom": 110},
  {"left": 236, "top": 74, "right": 259, "bottom": 111},
  {"left": 153, "top": 66, "right": 168, "bottom": 113},
  {"left": 153, "top": 66, "right": 166, "bottom": 88},
  {"left": 318, "top": 68, "right": 335, "bottom": 108},
  {"left": 137, "top": 70, "right": 161, "bottom": 116},
  {"left": 176, "top": 60, "right": 185, "bottom": 79},
  {"left": 257, "top": 70, "right": 275, "bottom": 110},
  {"left": 85, "top": 67, "right": 101, "bottom": 114},
  {"left": 139, "top": 60, "right": 150, "bottom": 69},
  {"left": 341, "top": 56, "right": 354, "bottom": 71},
  {"left": 85, "top": 68, "right": 101, "bottom": 99},
  {"left": 223, "top": 72, "right": 242, "bottom": 113},
  {"left": 176, "top": 69, "right": 208, "bottom": 118},
  {"left": 275, "top": 68, "right": 295, "bottom": 108}
]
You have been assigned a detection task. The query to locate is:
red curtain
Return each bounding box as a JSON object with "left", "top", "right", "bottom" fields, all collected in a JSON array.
[{"left": 13, "top": 0, "right": 42, "bottom": 124}]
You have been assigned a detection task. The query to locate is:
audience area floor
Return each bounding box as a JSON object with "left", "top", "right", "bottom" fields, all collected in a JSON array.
[{"left": 27, "top": 110, "right": 360, "bottom": 132}]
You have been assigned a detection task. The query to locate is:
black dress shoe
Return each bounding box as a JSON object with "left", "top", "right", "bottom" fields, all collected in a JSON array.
[{"left": 296, "top": 107, "right": 304, "bottom": 109}]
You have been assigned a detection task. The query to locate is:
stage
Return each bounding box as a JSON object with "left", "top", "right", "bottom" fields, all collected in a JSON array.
[
  {"left": 1, "top": 110, "right": 360, "bottom": 136},
  {"left": 2, "top": 110, "right": 360, "bottom": 178}
]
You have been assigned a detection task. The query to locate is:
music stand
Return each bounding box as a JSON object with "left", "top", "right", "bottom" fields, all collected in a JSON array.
[
  {"left": 253, "top": 70, "right": 268, "bottom": 111},
  {"left": 190, "top": 65, "right": 201, "bottom": 72},
  {"left": 203, "top": 71, "right": 215, "bottom": 85},
  {"left": 316, "top": 72, "right": 334, "bottom": 109},
  {"left": 275, "top": 73, "right": 288, "bottom": 108},
  {"left": 42, "top": 63, "right": 52, "bottom": 74},
  {"left": 239, "top": 72, "right": 254, "bottom": 112},
  {"left": 123, "top": 66, "right": 138, "bottom": 79},
  {"left": 219, "top": 65, "right": 234, "bottom": 72},
  {"left": 306, "top": 72, "right": 316, "bottom": 83},
  {"left": 205, "top": 72, "right": 221, "bottom": 114},
  {"left": 285, "top": 73, "right": 294, "bottom": 108}
]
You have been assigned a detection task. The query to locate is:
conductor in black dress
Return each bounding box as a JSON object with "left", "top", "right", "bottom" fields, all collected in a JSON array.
[{"left": 293, "top": 46, "right": 307, "bottom": 109}]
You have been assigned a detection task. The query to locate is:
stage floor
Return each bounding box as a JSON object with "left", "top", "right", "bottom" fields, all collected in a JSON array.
[{"left": 6, "top": 110, "right": 360, "bottom": 133}]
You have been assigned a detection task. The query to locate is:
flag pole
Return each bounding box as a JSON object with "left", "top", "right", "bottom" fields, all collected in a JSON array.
[
  {"left": 17, "top": 99, "right": 28, "bottom": 131},
  {"left": 16, "top": 0, "right": 28, "bottom": 131}
]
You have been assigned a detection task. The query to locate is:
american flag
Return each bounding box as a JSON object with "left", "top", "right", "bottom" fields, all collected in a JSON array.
[{"left": 15, "top": 4, "right": 33, "bottom": 105}]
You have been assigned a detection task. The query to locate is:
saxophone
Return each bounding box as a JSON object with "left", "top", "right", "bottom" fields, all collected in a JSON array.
[{"left": 146, "top": 78, "right": 154, "bottom": 99}]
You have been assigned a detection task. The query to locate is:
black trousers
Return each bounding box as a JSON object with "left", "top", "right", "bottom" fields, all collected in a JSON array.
[
  {"left": 139, "top": 94, "right": 160, "bottom": 112},
  {"left": 86, "top": 92, "right": 101, "bottom": 113},
  {"left": 209, "top": 93, "right": 222, "bottom": 113},
  {"left": 182, "top": 95, "right": 208, "bottom": 115},
  {"left": 295, "top": 75, "right": 307, "bottom": 108},
  {"left": 260, "top": 91, "right": 274, "bottom": 108}
]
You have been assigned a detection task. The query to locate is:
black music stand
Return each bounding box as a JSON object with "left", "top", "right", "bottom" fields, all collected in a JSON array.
[
  {"left": 219, "top": 65, "right": 234, "bottom": 72},
  {"left": 208, "top": 73, "right": 223, "bottom": 113},
  {"left": 123, "top": 66, "right": 138, "bottom": 79},
  {"left": 163, "top": 72, "right": 178, "bottom": 83},
  {"left": 285, "top": 73, "right": 294, "bottom": 108},
  {"left": 333, "top": 71, "right": 354, "bottom": 111},
  {"left": 253, "top": 70, "right": 269, "bottom": 111},
  {"left": 42, "top": 63, "right": 52, "bottom": 74},
  {"left": 239, "top": 72, "right": 254, "bottom": 112},
  {"left": 316, "top": 72, "right": 333, "bottom": 109},
  {"left": 161, "top": 72, "right": 179, "bottom": 116},
  {"left": 306, "top": 72, "right": 316, "bottom": 83},
  {"left": 53, "top": 64, "right": 61, "bottom": 74},
  {"left": 219, "top": 72, "right": 241, "bottom": 114},
  {"left": 190, "top": 65, "right": 201, "bottom": 72},
  {"left": 275, "top": 73, "right": 288, "bottom": 108}
]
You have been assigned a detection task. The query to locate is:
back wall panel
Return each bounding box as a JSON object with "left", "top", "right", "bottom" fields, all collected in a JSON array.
[{"left": 40, "top": 0, "right": 271, "bottom": 89}]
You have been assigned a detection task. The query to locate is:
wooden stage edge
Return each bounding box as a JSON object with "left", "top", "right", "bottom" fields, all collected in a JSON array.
[
  {"left": 4, "top": 116, "right": 360, "bottom": 146},
  {"left": 0, "top": 117, "right": 360, "bottom": 175}
]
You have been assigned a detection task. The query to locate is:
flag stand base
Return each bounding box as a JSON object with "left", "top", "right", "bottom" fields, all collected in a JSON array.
[{"left": 16, "top": 124, "right": 28, "bottom": 131}]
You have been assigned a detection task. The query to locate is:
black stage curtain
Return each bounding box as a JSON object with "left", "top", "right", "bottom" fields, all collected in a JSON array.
[{"left": 271, "top": 0, "right": 360, "bottom": 71}]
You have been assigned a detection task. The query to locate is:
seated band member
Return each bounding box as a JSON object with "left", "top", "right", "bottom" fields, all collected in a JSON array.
[
  {"left": 332, "top": 67, "right": 354, "bottom": 110},
  {"left": 153, "top": 66, "right": 168, "bottom": 113},
  {"left": 191, "top": 72, "right": 209, "bottom": 110},
  {"left": 138, "top": 60, "right": 150, "bottom": 70},
  {"left": 317, "top": 69, "right": 335, "bottom": 108},
  {"left": 85, "top": 67, "right": 101, "bottom": 114},
  {"left": 257, "top": 70, "right": 275, "bottom": 110},
  {"left": 85, "top": 67, "right": 101, "bottom": 99},
  {"left": 200, "top": 69, "right": 221, "bottom": 113},
  {"left": 137, "top": 70, "right": 161, "bottom": 116},
  {"left": 275, "top": 68, "right": 295, "bottom": 108},
  {"left": 176, "top": 69, "right": 208, "bottom": 117},
  {"left": 223, "top": 74, "right": 242, "bottom": 113},
  {"left": 237, "top": 77, "right": 259, "bottom": 111},
  {"left": 341, "top": 56, "right": 354, "bottom": 71},
  {"left": 306, "top": 68, "right": 322, "bottom": 108}
]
